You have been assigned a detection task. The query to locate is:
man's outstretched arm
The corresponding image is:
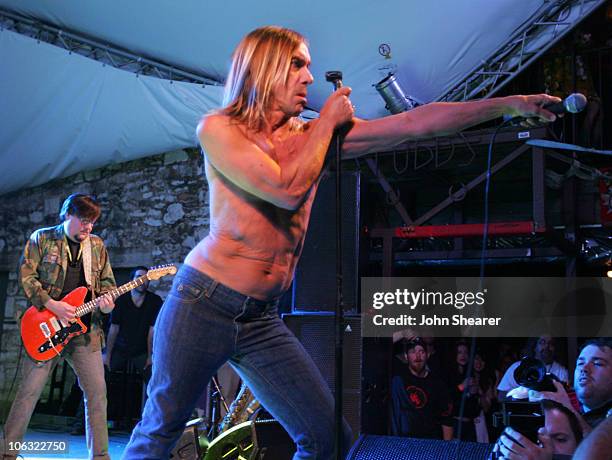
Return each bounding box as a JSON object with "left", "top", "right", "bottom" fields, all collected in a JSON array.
[{"left": 342, "top": 94, "right": 561, "bottom": 157}]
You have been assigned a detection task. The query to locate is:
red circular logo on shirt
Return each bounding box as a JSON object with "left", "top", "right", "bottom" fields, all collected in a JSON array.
[{"left": 405, "top": 385, "right": 428, "bottom": 409}]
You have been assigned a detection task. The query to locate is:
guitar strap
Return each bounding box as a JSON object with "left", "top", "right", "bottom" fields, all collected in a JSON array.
[{"left": 81, "top": 237, "right": 93, "bottom": 298}]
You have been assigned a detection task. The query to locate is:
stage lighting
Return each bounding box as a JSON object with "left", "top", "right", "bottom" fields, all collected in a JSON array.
[{"left": 374, "top": 73, "right": 421, "bottom": 114}]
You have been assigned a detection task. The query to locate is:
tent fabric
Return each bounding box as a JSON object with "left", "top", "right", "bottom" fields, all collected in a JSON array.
[
  {"left": 0, "top": 29, "right": 222, "bottom": 194},
  {"left": 0, "top": 0, "right": 547, "bottom": 194}
]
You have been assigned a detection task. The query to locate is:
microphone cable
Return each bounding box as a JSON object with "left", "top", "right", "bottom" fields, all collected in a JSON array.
[{"left": 455, "top": 118, "right": 511, "bottom": 443}]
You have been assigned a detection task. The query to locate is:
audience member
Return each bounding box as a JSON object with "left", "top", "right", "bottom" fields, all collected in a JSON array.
[
  {"left": 448, "top": 341, "right": 481, "bottom": 442},
  {"left": 391, "top": 337, "right": 453, "bottom": 440},
  {"left": 472, "top": 348, "right": 497, "bottom": 443},
  {"left": 493, "top": 399, "right": 583, "bottom": 459},
  {"left": 535, "top": 338, "right": 612, "bottom": 433},
  {"left": 498, "top": 335, "right": 568, "bottom": 401}
]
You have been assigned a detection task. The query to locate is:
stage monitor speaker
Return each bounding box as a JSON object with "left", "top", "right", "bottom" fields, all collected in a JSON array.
[
  {"left": 292, "top": 170, "right": 361, "bottom": 312},
  {"left": 347, "top": 435, "right": 494, "bottom": 460},
  {"left": 283, "top": 313, "right": 362, "bottom": 443}
]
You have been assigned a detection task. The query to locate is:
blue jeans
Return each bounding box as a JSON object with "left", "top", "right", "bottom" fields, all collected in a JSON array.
[
  {"left": 1, "top": 333, "right": 109, "bottom": 460},
  {"left": 122, "top": 264, "right": 351, "bottom": 460}
]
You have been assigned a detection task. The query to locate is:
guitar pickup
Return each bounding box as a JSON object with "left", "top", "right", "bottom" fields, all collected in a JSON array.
[{"left": 39, "top": 322, "right": 51, "bottom": 338}]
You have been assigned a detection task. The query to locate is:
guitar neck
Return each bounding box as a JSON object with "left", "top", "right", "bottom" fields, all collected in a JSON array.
[{"left": 75, "top": 276, "right": 146, "bottom": 318}]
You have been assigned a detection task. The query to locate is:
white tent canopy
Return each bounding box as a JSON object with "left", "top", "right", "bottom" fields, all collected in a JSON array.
[{"left": 1, "top": 0, "right": 550, "bottom": 194}]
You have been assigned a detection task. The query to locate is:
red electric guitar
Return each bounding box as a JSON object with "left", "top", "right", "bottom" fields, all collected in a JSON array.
[{"left": 20, "top": 264, "right": 177, "bottom": 362}]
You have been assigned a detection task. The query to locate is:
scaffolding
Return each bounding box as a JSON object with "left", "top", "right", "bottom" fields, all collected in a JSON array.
[
  {"left": 437, "top": 0, "right": 606, "bottom": 102},
  {"left": 0, "top": 7, "right": 222, "bottom": 86}
]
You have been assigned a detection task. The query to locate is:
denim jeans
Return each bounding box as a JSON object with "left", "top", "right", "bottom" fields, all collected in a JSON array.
[
  {"left": 1, "top": 333, "right": 109, "bottom": 460},
  {"left": 122, "top": 264, "right": 351, "bottom": 459}
]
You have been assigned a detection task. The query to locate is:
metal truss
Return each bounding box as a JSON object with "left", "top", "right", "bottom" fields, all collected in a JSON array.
[
  {"left": 437, "top": 0, "right": 606, "bottom": 102},
  {"left": 0, "top": 7, "right": 222, "bottom": 86}
]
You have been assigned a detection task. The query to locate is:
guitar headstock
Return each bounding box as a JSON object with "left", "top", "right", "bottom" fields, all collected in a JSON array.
[{"left": 146, "top": 264, "right": 178, "bottom": 281}]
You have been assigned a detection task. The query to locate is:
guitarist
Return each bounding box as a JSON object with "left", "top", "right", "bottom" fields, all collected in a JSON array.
[{"left": 1, "top": 193, "right": 116, "bottom": 460}]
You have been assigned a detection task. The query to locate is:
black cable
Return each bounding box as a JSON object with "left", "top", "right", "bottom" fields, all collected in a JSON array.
[{"left": 456, "top": 120, "right": 510, "bottom": 443}]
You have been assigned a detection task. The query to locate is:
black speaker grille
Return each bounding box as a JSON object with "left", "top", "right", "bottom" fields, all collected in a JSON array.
[
  {"left": 348, "top": 435, "right": 494, "bottom": 460},
  {"left": 293, "top": 171, "right": 360, "bottom": 311},
  {"left": 283, "top": 314, "right": 362, "bottom": 442}
]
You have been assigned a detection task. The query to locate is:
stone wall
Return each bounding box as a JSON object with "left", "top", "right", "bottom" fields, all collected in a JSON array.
[{"left": 0, "top": 148, "right": 208, "bottom": 405}]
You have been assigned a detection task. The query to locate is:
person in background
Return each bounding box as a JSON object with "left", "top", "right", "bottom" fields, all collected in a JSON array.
[
  {"left": 472, "top": 349, "right": 497, "bottom": 443},
  {"left": 448, "top": 341, "right": 481, "bottom": 442},
  {"left": 493, "top": 399, "right": 583, "bottom": 459},
  {"left": 103, "top": 265, "right": 162, "bottom": 377},
  {"left": 391, "top": 338, "right": 454, "bottom": 440},
  {"left": 497, "top": 335, "right": 568, "bottom": 401}
]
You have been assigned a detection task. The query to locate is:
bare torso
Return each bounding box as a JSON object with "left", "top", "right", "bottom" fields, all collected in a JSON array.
[{"left": 185, "top": 118, "right": 321, "bottom": 300}]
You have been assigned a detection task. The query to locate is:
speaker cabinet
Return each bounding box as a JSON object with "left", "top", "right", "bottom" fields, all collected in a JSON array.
[
  {"left": 283, "top": 313, "right": 362, "bottom": 443},
  {"left": 347, "top": 435, "right": 494, "bottom": 460},
  {"left": 292, "top": 171, "right": 361, "bottom": 312}
]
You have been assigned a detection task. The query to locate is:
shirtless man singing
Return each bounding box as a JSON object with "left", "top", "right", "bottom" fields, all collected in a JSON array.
[{"left": 122, "top": 26, "right": 560, "bottom": 460}]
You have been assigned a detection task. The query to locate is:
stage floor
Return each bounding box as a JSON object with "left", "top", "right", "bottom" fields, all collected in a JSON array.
[{"left": 15, "top": 426, "right": 129, "bottom": 459}]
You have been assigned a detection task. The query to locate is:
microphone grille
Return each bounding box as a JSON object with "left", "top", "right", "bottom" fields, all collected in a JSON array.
[{"left": 564, "top": 93, "right": 587, "bottom": 114}]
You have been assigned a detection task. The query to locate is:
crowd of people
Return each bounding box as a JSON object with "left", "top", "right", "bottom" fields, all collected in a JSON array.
[{"left": 391, "top": 334, "right": 612, "bottom": 459}]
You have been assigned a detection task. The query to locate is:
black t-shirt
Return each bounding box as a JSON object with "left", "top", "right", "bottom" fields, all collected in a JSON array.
[
  {"left": 60, "top": 237, "right": 91, "bottom": 330},
  {"left": 391, "top": 359, "right": 453, "bottom": 439},
  {"left": 110, "top": 291, "right": 162, "bottom": 356}
]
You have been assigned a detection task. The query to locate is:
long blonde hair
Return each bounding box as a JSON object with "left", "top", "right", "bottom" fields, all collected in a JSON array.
[{"left": 221, "top": 26, "right": 305, "bottom": 131}]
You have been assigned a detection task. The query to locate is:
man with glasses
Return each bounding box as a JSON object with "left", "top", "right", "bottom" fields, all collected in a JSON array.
[{"left": 1, "top": 193, "right": 116, "bottom": 460}]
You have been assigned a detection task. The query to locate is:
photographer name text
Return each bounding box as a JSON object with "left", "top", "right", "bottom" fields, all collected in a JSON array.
[{"left": 371, "top": 313, "right": 501, "bottom": 327}]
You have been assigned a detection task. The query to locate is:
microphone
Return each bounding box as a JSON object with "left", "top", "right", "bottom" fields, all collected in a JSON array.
[
  {"left": 543, "top": 92, "right": 587, "bottom": 115},
  {"left": 325, "top": 70, "right": 343, "bottom": 90},
  {"left": 504, "top": 92, "right": 587, "bottom": 124}
]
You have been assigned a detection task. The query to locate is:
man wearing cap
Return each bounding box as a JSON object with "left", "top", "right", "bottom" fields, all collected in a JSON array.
[{"left": 391, "top": 337, "right": 454, "bottom": 440}]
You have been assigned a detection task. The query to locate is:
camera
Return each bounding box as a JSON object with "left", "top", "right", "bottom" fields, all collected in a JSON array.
[
  {"left": 491, "top": 356, "right": 558, "bottom": 453},
  {"left": 513, "top": 357, "right": 557, "bottom": 393}
]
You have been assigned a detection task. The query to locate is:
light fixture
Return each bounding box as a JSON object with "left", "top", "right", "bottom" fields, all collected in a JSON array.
[{"left": 374, "top": 73, "right": 421, "bottom": 114}]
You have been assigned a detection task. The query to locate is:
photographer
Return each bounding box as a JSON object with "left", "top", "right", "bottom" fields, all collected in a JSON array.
[
  {"left": 498, "top": 336, "right": 568, "bottom": 401},
  {"left": 493, "top": 338, "right": 612, "bottom": 458},
  {"left": 532, "top": 338, "right": 612, "bottom": 434},
  {"left": 493, "top": 399, "right": 582, "bottom": 459}
]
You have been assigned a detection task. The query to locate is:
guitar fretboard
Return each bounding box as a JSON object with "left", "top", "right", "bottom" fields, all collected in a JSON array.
[{"left": 75, "top": 276, "right": 146, "bottom": 317}]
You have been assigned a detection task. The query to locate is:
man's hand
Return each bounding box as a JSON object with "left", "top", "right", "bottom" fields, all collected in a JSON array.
[
  {"left": 494, "top": 427, "right": 553, "bottom": 460},
  {"left": 530, "top": 380, "right": 592, "bottom": 437},
  {"left": 505, "top": 94, "right": 562, "bottom": 128},
  {"left": 45, "top": 299, "right": 77, "bottom": 324},
  {"left": 97, "top": 293, "right": 115, "bottom": 314},
  {"left": 319, "top": 86, "right": 354, "bottom": 129},
  {"left": 529, "top": 380, "right": 573, "bottom": 411}
]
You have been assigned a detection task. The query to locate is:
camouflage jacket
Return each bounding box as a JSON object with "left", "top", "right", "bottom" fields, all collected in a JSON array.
[{"left": 19, "top": 223, "right": 116, "bottom": 334}]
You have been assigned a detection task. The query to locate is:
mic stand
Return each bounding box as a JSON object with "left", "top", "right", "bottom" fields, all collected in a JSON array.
[
  {"left": 207, "top": 374, "right": 229, "bottom": 440},
  {"left": 325, "top": 70, "right": 346, "bottom": 460},
  {"left": 333, "top": 131, "right": 345, "bottom": 460}
]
